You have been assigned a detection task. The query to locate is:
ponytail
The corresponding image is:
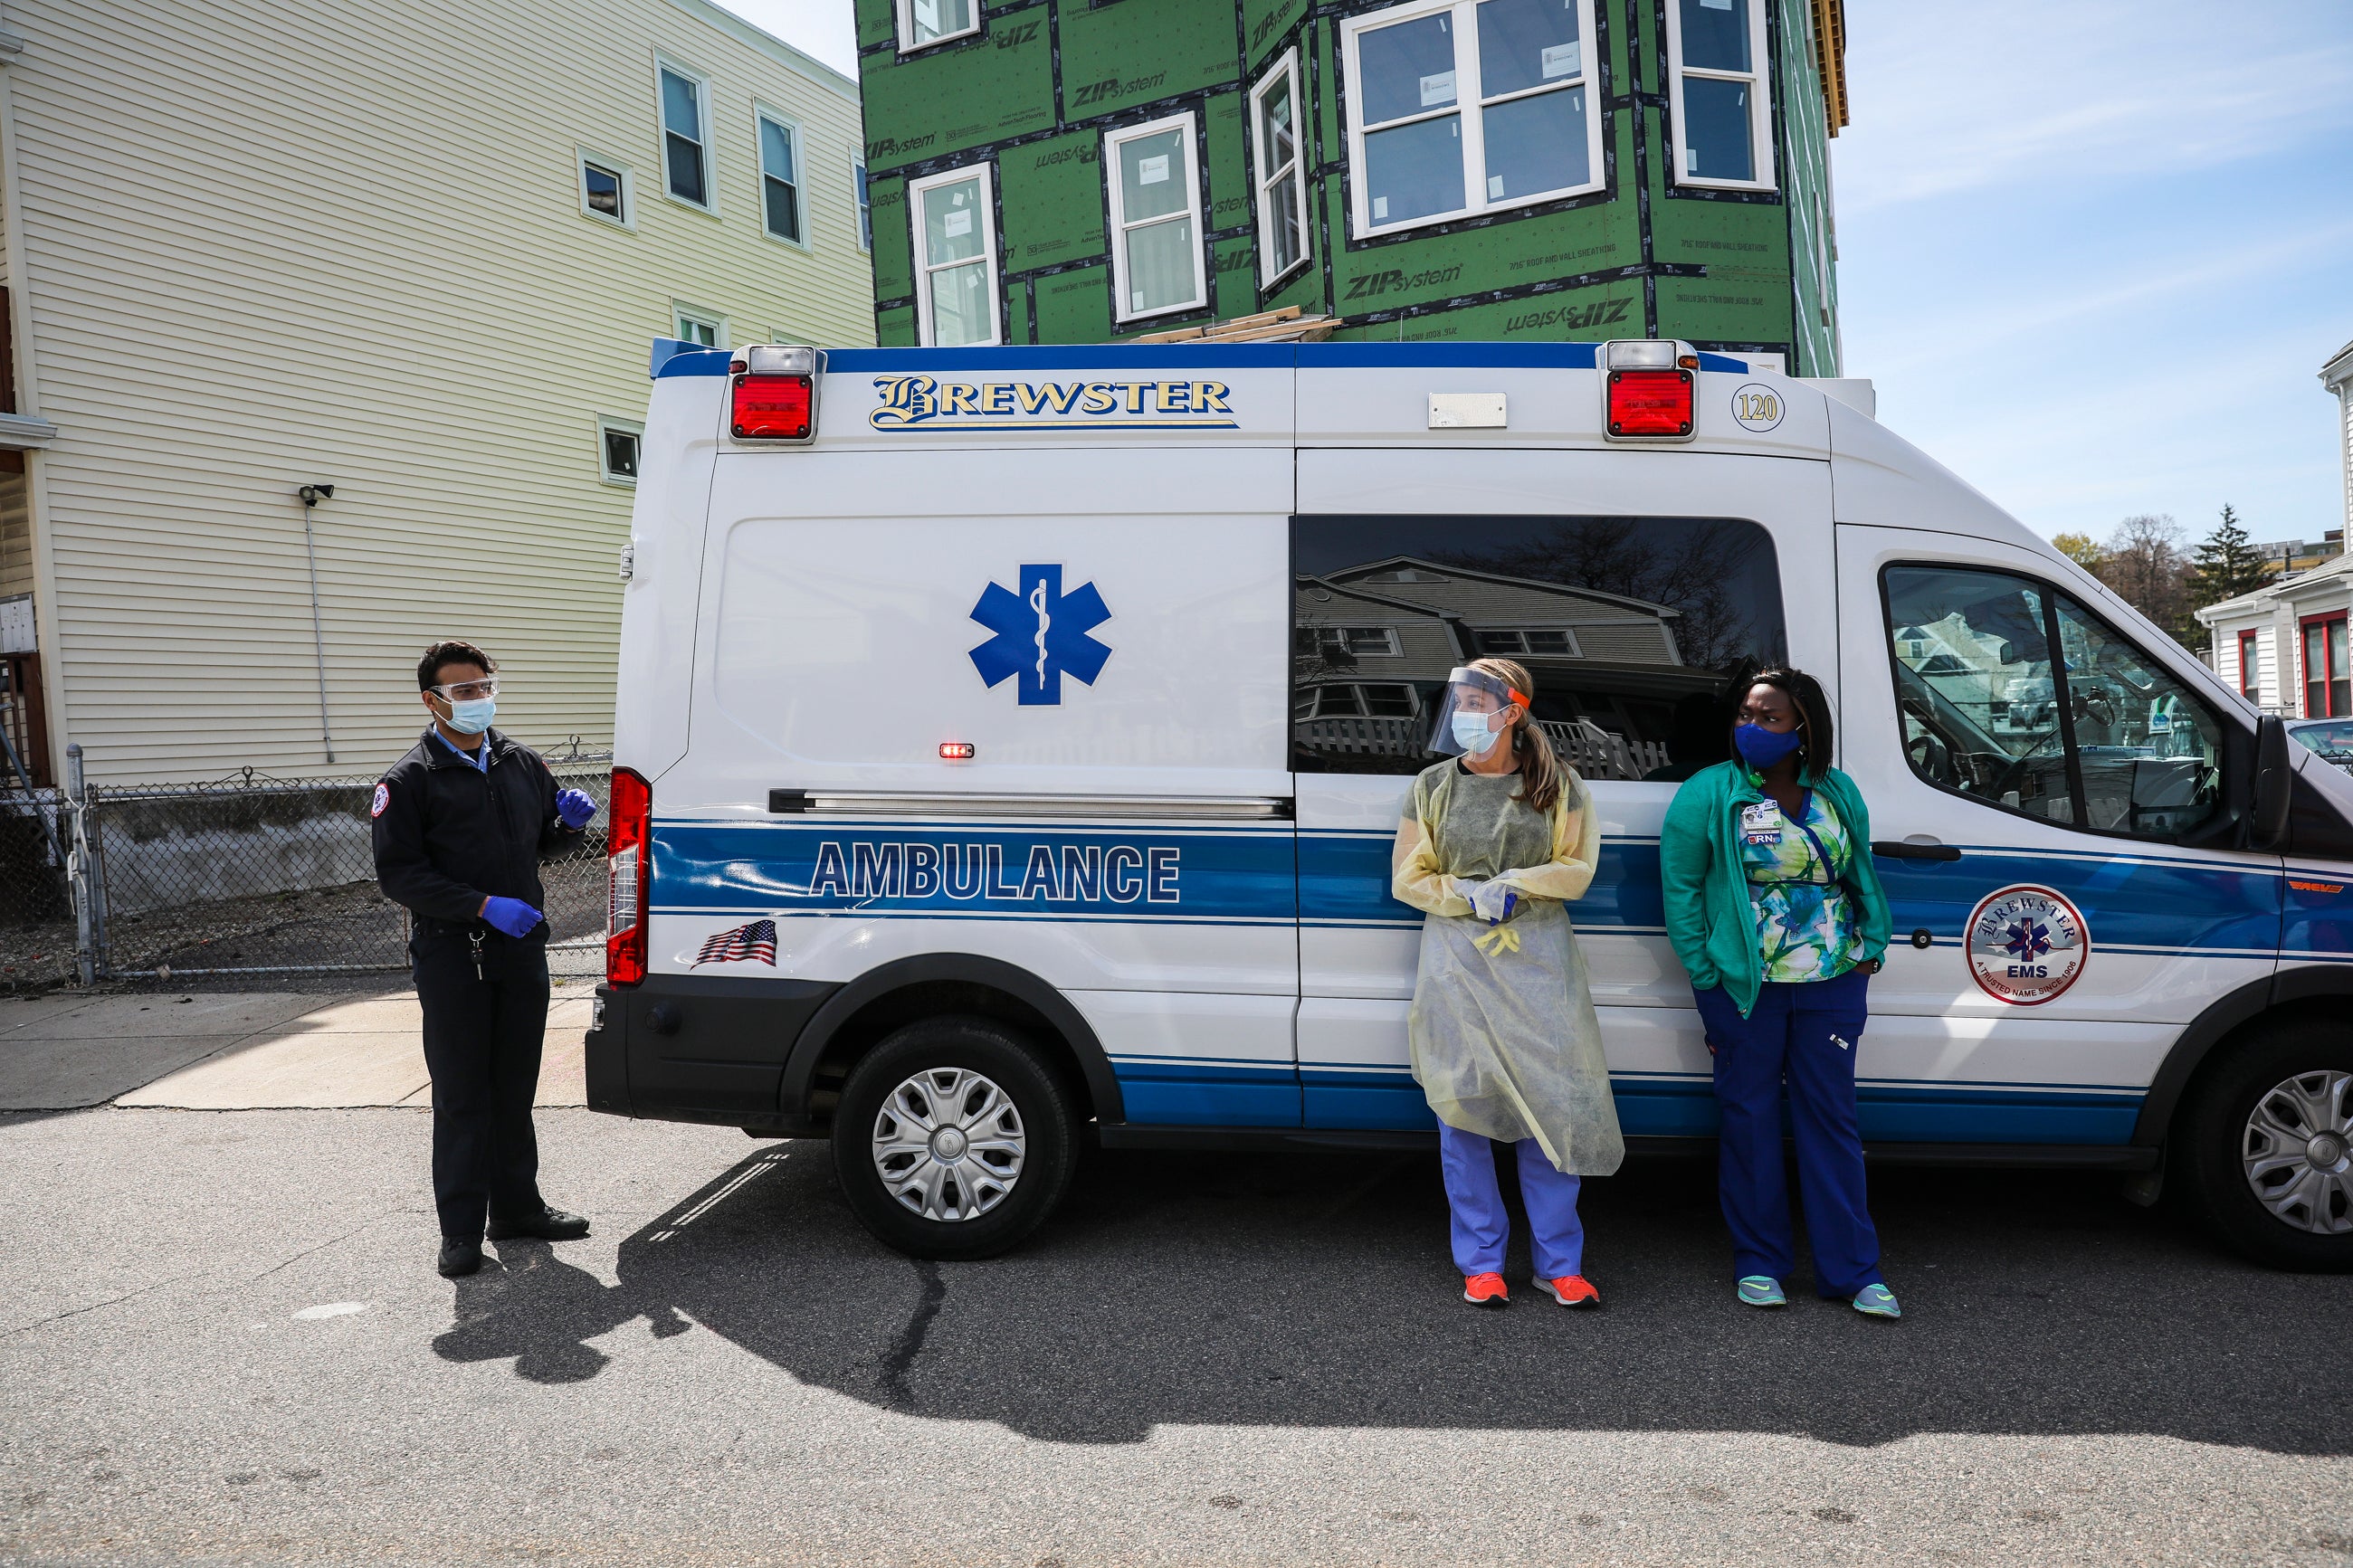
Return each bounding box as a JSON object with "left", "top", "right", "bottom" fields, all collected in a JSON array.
[{"left": 1465, "top": 656, "right": 1562, "bottom": 815}]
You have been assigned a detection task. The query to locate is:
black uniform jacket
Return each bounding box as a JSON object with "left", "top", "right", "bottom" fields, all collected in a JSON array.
[{"left": 371, "top": 727, "right": 582, "bottom": 930}]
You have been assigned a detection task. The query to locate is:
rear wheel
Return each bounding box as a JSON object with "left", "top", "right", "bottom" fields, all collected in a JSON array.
[
  {"left": 2182, "top": 1018, "right": 2353, "bottom": 1272},
  {"left": 831, "top": 1015, "right": 1077, "bottom": 1260}
]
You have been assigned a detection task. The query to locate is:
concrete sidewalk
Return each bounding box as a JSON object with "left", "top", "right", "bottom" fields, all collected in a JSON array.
[{"left": 0, "top": 983, "right": 597, "bottom": 1111}]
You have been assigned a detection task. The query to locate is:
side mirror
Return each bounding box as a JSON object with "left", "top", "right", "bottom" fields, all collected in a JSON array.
[{"left": 2249, "top": 715, "right": 2292, "bottom": 852}]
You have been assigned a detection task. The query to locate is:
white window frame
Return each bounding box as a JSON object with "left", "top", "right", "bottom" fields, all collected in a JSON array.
[
  {"left": 1664, "top": 0, "right": 1777, "bottom": 191},
  {"left": 908, "top": 164, "right": 1001, "bottom": 347},
  {"left": 653, "top": 53, "right": 718, "bottom": 213},
  {"left": 1481, "top": 626, "right": 1585, "bottom": 658},
  {"left": 576, "top": 148, "right": 634, "bottom": 230},
  {"left": 595, "top": 416, "right": 644, "bottom": 488},
  {"left": 753, "top": 105, "right": 807, "bottom": 248},
  {"left": 895, "top": 0, "right": 980, "bottom": 52},
  {"left": 1315, "top": 625, "right": 1401, "bottom": 657},
  {"left": 1103, "top": 110, "right": 1208, "bottom": 325},
  {"left": 1249, "top": 51, "right": 1311, "bottom": 288},
  {"left": 850, "top": 148, "right": 872, "bottom": 252},
  {"left": 672, "top": 304, "right": 727, "bottom": 348},
  {"left": 1341, "top": 0, "right": 1606, "bottom": 240}
]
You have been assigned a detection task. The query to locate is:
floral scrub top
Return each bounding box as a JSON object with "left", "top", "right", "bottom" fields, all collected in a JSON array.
[{"left": 1739, "top": 789, "right": 1866, "bottom": 983}]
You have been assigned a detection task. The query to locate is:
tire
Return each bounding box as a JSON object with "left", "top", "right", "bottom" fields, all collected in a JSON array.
[
  {"left": 2181, "top": 1016, "right": 2353, "bottom": 1272},
  {"left": 830, "top": 1015, "right": 1077, "bottom": 1260}
]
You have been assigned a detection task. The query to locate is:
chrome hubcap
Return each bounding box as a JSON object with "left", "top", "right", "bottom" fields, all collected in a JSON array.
[
  {"left": 872, "top": 1067, "right": 1024, "bottom": 1223},
  {"left": 2242, "top": 1069, "right": 2353, "bottom": 1234}
]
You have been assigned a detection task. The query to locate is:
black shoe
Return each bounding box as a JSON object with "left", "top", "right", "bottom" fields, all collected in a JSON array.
[
  {"left": 437, "top": 1237, "right": 483, "bottom": 1278},
  {"left": 486, "top": 1207, "right": 590, "bottom": 1241}
]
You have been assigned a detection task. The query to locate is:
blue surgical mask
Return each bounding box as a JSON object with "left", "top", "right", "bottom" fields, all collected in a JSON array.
[
  {"left": 1734, "top": 722, "right": 1802, "bottom": 770},
  {"left": 444, "top": 697, "right": 496, "bottom": 736},
  {"left": 1451, "top": 711, "right": 1502, "bottom": 757}
]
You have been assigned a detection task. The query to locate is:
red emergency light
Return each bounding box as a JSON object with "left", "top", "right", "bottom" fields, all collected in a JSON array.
[
  {"left": 938, "top": 742, "right": 976, "bottom": 760},
  {"left": 1606, "top": 369, "right": 1693, "bottom": 437},
  {"left": 1601, "top": 340, "right": 1698, "bottom": 442},
  {"left": 606, "top": 766, "right": 651, "bottom": 986},
  {"left": 729, "top": 345, "right": 824, "bottom": 442}
]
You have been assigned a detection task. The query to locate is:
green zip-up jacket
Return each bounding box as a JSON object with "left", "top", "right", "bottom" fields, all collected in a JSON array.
[{"left": 1659, "top": 760, "right": 1892, "bottom": 1018}]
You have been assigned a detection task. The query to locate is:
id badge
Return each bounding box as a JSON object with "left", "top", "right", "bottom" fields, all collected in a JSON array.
[{"left": 1740, "top": 801, "right": 1782, "bottom": 847}]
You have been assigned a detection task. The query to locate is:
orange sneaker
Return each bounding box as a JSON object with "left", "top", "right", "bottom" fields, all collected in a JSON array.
[
  {"left": 1462, "top": 1272, "right": 1510, "bottom": 1309},
  {"left": 1537, "top": 1274, "right": 1601, "bottom": 1308}
]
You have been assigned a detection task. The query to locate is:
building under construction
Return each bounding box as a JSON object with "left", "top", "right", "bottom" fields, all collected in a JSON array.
[{"left": 854, "top": 0, "right": 1849, "bottom": 366}]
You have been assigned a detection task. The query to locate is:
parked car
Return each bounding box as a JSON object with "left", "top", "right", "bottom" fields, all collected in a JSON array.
[{"left": 2290, "top": 717, "right": 2353, "bottom": 774}]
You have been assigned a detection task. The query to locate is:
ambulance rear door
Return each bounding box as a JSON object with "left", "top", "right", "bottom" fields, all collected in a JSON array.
[{"left": 652, "top": 349, "right": 1303, "bottom": 1127}]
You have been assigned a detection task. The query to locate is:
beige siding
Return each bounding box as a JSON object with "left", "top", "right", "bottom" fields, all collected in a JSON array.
[{"left": 5, "top": 0, "right": 872, "bottom": 781}]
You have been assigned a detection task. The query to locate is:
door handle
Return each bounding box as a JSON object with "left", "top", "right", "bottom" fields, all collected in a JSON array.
[{"left": 1872, "top": 840, "right": 1961, "bottom": 862}]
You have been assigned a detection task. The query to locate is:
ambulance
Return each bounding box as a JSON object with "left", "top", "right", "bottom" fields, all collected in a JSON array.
[{"left": 584, "top": 337, "right": 2353, "bottom": 1270}]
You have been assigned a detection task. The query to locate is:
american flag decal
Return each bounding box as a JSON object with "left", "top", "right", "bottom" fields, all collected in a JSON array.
[{"left": 692, "top": 918, "right": 776, "bottom": 967}]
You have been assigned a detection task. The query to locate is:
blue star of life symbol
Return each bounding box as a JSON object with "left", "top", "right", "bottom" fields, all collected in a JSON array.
[
  {"left": 2004, "top": 919, "right": 2052, "bottom": 960},
  {"left": 967, "top": 564, "right": 1112, "bottom": 706}
]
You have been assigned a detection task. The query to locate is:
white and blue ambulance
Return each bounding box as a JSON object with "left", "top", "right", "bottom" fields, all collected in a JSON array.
[{"left": 585, "top": 337, "right": 2353, "bottom": 1269}]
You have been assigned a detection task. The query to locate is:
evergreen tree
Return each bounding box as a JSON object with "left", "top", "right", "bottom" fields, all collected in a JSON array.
[{"left": 2191, "top": 504, "right": 2271, "bottom": 608}]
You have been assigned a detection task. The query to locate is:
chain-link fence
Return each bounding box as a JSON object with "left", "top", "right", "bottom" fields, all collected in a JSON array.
[{"left": 0, "top": 744, "right": 612, "bottom": 993}]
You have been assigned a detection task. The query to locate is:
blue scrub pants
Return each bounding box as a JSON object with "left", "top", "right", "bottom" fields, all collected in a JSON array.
[
  {"left": 1436, "top": 1123, "right": 1586, "bottom": 1279},
  {"left": 1692, "top": 966, "right": 1882, "bottom": 1297}
]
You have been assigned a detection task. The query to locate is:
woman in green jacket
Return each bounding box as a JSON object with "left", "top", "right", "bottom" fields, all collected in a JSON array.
[{"left": 1660, "top": 667, "right": 1901, "bottom": 1319}]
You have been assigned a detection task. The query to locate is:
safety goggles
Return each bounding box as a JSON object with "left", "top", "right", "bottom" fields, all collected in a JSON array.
[{"left": 427, "top": 678, "right": 499, "bottom": 701}]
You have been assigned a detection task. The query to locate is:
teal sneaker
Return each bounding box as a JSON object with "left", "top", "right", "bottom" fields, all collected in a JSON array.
[
  {"left": 1852, "top": 1283, "right": 1901, "bottom": 1319},
  {"left": 1736, "top": 1276, "right": 1786, "bottom": 1308}
]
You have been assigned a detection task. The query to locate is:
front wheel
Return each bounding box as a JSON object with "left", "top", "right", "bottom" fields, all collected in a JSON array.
[
  {"left": 2181, "top": 1018, "right": 2353, "bottom": 1272},
  {"left": 831, "top": 1015, "right": 1077, "bottom": 1260}
]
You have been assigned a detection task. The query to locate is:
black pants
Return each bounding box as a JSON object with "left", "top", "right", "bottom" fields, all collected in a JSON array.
[{"left": 413, "top": 924, "right": 549, "bottom": 1240}]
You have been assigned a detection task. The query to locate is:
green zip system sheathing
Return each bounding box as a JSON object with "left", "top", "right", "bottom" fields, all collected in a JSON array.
[{"left": 858, "top": 0, "right": 1842, "bottom": 368}]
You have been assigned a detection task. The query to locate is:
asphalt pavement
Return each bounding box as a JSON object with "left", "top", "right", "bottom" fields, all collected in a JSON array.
[{"left": 5, "top": 1101, "right": 2353, "bottom": 1566}]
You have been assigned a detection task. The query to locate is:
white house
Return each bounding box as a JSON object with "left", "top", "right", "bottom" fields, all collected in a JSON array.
[
  {"left": 0, "top": 0, "right": 873, "bottom": 785},
  {"left": 2197, "top": 552, "right": 2352, "bottom": 720}
]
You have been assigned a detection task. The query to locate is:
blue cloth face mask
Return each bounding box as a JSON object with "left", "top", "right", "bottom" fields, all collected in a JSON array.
[
  {"left": 1734, "top": 722, "right": 1802, "bottom": 770},
  {"left": 1451, "top": 711, "right": 1504, "bottom": 757},
  {"left": 443, "top": 697, "right": 496, "bottom": 736}
]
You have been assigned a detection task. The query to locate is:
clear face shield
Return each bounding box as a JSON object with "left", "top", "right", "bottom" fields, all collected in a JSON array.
[{"left": 1428, "top": 666, "right": 1529, "bottom": 760}]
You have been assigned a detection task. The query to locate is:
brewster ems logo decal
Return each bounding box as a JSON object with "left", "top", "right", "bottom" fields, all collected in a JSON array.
[
  {"left": 1966, "top": 884, "right": 2088, "bottom": 1005},
  {"left": 869, "top": 375, "right": 1238, "bottom": 432},
  {"left": 968, "top": 565, "right": 1112, "bottom": 706}
]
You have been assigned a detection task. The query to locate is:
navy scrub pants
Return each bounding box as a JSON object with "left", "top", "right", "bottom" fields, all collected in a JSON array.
[
  {"left": 1692, "top": 965, "right": 1882, "bottom": 1297},
  {"left": 412, "top": 923, "right": 550, "bottom": 1241}
]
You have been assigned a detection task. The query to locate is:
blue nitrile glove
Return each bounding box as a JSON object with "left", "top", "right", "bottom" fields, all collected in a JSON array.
[
  {"left": 557, "top": 788, "right": 597, "bottom": 829},
  {"left": 1470, "top": 880, "right": 1519, "bottom": 925},
  {"left": 481, "top": 897, "right": 544, "bottom": 938}
]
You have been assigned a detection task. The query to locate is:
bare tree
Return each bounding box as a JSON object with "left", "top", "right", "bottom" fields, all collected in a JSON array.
[{"left": 2095, "top": 513, "right": 2196, "bottom": 644}]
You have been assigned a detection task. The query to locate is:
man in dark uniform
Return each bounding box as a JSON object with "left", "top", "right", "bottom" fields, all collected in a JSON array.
[{"left": 371, "top": 640, "right": 599, "bottom": 1278}]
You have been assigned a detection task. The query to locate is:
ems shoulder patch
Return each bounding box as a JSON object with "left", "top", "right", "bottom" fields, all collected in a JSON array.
[{"left": 370, "top": 782, "right": 390, "bottom": 819}]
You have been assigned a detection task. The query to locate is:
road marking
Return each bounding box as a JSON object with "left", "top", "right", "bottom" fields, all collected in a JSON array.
[{"left": 293, "top": 1302, "right": 367, "bottom": 1320}]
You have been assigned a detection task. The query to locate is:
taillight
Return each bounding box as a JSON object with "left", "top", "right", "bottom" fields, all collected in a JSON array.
[
  {"left": 1601, "top": 339, "right": 1698, "bottom": 442},
  {"left": 1606, "top": 370, "right": 1693, "bottom": 437},
  {"left": 606, "top": 766, "right": 651, "bottom": 987},
  {"left": 729, "top": 344, "right": 824, "bottom": 442}
]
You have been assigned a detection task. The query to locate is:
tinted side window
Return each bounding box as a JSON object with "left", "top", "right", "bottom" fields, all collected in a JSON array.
[
  {"left": 1883, "top": 565, "right": 2224, "bottom": 840},
  {"left": 1291, "top": 515, "right": 1787, "bottom": 781}
]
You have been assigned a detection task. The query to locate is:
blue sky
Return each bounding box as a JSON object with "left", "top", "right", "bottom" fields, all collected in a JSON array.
[
  {"left": 728, "top": 0, "right": 2353, "bottom": 548},
  {"left": 1832, "top": 1, "right": 2353, "bottom": 546}
]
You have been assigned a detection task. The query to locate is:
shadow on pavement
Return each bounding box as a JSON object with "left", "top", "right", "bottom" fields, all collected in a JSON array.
[{"left": 433, "top": 1139, "right": 2353, "bottom": 1451}]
